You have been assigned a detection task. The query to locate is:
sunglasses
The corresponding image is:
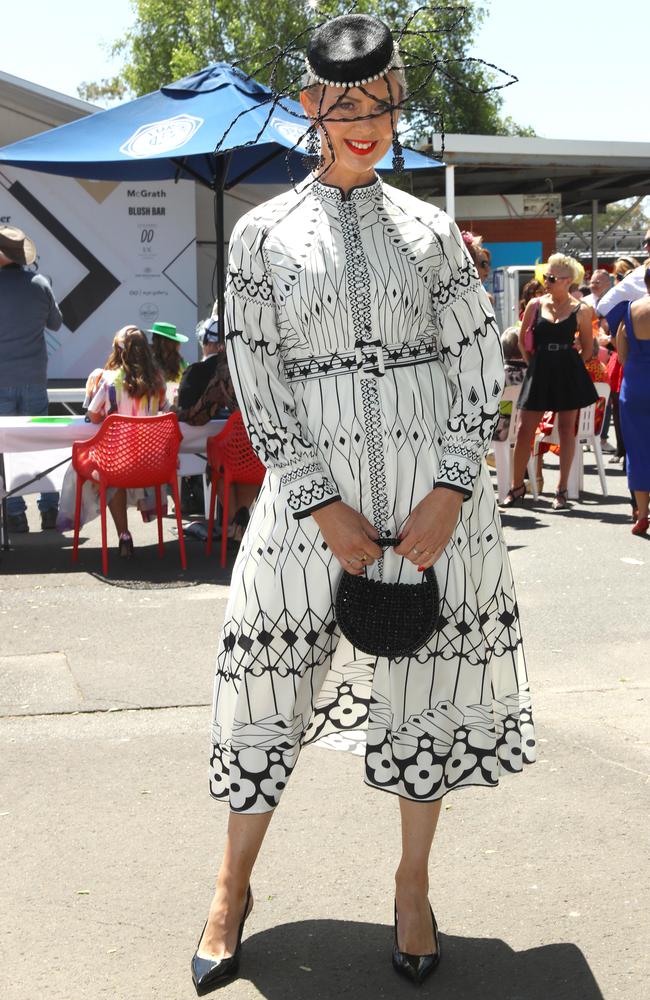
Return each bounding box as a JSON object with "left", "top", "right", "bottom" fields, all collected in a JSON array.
[{"left": 544, "top": 274, "right": 570, "bottom": 284}]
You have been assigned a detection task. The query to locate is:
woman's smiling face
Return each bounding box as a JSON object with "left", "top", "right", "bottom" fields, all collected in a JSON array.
[{"left": 301, "top": 74, "right": 401, "bottom": 183}]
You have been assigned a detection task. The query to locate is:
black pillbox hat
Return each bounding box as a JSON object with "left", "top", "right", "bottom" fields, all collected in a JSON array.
[{"left": 305, "top": 14, "right": 395, "bottom": 88}]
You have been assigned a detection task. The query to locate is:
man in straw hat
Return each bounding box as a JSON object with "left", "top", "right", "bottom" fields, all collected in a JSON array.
[{"left": 0, "top": 225, "right": 63, "bottom": 532}]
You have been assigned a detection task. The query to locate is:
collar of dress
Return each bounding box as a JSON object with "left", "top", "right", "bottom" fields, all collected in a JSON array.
[{"left": 310, "top": 175, "right": 383, "bottom": 204}]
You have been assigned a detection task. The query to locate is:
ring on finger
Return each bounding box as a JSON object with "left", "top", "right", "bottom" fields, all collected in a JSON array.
[{"left": 412, "top": 547, "right": 420, "bottom": 556}]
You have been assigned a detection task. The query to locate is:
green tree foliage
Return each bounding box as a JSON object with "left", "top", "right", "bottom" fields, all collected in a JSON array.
[
  {"left": 77, "top": 77, "right": 128, "bottom": 105},
  {"left": 78, "top": 0, "right": 532, "bottom": 137}
]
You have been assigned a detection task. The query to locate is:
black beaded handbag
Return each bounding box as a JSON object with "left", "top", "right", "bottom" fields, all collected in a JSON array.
[{"left": 335, "top": 538, "right": 440, "bottom": 658}]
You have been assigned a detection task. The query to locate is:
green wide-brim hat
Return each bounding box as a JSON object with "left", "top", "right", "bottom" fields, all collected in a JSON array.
[{"left": 148, "top": 321, "right": 188, "bottom": 343}]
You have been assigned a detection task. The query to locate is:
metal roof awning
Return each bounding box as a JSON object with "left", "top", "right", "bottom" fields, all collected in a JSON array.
[{"left": 416, "top": 134, "right": 650, "bottom": 214}]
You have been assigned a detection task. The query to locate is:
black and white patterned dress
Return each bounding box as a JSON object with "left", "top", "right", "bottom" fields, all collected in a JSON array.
[{"left": 209, "top": 176, "right": 535, "bottom": 813}]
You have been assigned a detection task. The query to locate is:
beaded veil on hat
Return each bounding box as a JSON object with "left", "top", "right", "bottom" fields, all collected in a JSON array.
[{"left": 219, "top": 3, "right": 517, "bottom": 181}]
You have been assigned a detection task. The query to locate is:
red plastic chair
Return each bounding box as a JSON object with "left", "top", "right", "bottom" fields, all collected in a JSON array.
[
  {"left": 206, "top": 411, "right": 266, "bottom": 566},
  {"left": 71, "top": 412, "right": 187, "bottom": 575}
]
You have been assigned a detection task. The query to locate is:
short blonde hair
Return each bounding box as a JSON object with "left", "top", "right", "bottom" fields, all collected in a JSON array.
[{"left": 546, "top": 253, "right": 581, "bottom": 283}]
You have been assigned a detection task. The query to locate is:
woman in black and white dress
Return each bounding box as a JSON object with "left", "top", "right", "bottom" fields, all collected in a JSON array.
[{"left": 192, "top": 14, "right": 535, "bottom": 993}]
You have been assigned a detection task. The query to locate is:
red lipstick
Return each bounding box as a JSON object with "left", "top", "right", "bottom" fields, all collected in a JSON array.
[{"left": 343, "top": 139, "right": 378, "bottom": 156}]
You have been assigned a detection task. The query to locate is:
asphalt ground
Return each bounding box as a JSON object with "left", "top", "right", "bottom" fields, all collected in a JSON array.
[{"left": 1, "top": 451, "right": 648, "bottom": 1000}]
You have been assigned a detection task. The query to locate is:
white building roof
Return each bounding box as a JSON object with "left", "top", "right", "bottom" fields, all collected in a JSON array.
[
  {"left": 417, "top": 133, "right": 650, "bottom": 213},
  {"left": 0, "top": 70, "right": 96, "bottom": 144}
]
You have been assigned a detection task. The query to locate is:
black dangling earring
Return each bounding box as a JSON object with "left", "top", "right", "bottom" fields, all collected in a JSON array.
[
  {"left": 303, "top": 126, "right": 322, "bottom": 170},
  {"left": 391, "top": 132, "right": 405, "bottom": 174}
]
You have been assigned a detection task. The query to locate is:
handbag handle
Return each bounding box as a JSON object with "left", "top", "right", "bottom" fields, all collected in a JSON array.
[{"left": 369, "top": 537, "right": 436, "bottom": 582}]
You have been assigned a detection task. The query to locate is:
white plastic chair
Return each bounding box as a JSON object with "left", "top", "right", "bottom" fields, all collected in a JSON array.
[
  {"left": 531, "top": 382, "right": 611, "bottom": 500},
  {"left": 491, "top": 384, "right": 538, "bottom": 501},
  {"left": 571, "top": 382, "right": 611, "bottom": 496}
]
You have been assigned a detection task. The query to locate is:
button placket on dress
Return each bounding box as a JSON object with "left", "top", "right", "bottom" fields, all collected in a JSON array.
[{"left": 338, "top": 193, "right": 391, "bottom": 553}]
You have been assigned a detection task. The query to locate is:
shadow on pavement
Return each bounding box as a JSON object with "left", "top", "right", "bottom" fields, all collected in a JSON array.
[
  {"left": 498, "top": 490, "right": 634, "bottom": 529},
  {"left": 0, "top": 527, "right": 237, "bottom": 588},
  {"left": 237, "top": 920, "right": 603, "bottom": 1000},
  {"left": 498, "top": 513, "right": 548, "bottom": 532}
]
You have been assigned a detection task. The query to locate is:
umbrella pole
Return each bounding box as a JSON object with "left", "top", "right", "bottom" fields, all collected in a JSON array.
[{"left": 213, "top": 155, "right": 230, "bottom": 337}]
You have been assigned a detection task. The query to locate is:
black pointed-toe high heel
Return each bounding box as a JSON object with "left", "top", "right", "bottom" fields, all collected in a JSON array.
[
  {"left": 191, "top": 886, "right": 252, "bottom": 996},
  {"left": 392, "top": 900, "right": 441, "bottom": 986}
]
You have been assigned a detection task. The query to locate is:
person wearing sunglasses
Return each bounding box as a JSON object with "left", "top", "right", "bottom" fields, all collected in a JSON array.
[{"left": 502, "top": 253, "right": 598, "bottom": 510}]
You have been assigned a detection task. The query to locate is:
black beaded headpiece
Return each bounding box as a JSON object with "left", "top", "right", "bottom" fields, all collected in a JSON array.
[
  {"left": 216, "top": 3, "right": 518, "bottom": 184},
  {"left": 305, "top": 14, "right": 396, "bottom": 89}
]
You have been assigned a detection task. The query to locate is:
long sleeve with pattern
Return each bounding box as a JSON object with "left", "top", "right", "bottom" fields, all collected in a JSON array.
[
  {"left": 433, "top": 221, "right": 504, "bottom": 499},
  {"left": 222, "top": 216, "right": 341, "bottom": 519}
]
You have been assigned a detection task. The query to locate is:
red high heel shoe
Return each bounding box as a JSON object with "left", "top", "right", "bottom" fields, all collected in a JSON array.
[{"left": 631, "top": 517, "right": 649, "bottom": 536}]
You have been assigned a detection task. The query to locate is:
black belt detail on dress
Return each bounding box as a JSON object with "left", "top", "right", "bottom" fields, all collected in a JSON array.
[
  {"left": 283, "top": 339, "right": 439, "bottom": 382},
  {"left": 537, "top": 343, "right": 571, "bottom": 351}
]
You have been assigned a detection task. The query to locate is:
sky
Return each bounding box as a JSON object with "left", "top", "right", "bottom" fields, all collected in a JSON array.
[{"left": 2, "top": 0, "right": 648, "bottom": 144}]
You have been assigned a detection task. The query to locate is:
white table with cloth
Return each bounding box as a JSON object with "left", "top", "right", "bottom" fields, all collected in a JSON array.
[{"left": 0, "top": 416, "right": 226, "bottom": 549}]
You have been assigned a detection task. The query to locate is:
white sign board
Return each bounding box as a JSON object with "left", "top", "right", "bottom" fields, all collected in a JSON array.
[
  {"left": 523, "top": 194, "right": 562, "bottom": 219},
  {"left": 0, "top": 167, "right": 197, "bottom": 378}
]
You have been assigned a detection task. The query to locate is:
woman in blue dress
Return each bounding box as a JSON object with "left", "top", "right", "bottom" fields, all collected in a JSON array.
[{"left": 617, "top": 266, "right": 650, "bottom": 535}]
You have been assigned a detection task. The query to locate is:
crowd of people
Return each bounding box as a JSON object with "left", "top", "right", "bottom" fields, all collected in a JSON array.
[
  {"left": 54, "top": 316, "right": 242, "bottom": 556},
  {"left": 0, "top": 224, "right": 243, "bottom": 552},
  {"left": 2, "top": 219, "right": 649, "bottom": 554},
  {"left": 460, "top": 229, "right": 650, "bottom": 533}
]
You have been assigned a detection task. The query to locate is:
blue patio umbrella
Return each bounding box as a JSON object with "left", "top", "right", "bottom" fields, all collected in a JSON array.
[{"left": 0, "top": 63, "right": 441, "bottom": 327}]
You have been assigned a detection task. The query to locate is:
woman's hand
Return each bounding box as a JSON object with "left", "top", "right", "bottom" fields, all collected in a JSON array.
[
  {"left": 395, "top": 487, "right": 464, "bottom": 570},
  {"left": 311, "top": 501, "right": 382, "bottom": 575}
]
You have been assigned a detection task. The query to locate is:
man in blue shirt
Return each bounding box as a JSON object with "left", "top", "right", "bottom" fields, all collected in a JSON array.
[{"left": 0, "top": 226, "right": 63, "bottom": 532}]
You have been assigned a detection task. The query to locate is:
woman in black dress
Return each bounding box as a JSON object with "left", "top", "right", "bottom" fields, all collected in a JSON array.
[{"left": 504, "top": 254, "right": 597, "bottom": 509}]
